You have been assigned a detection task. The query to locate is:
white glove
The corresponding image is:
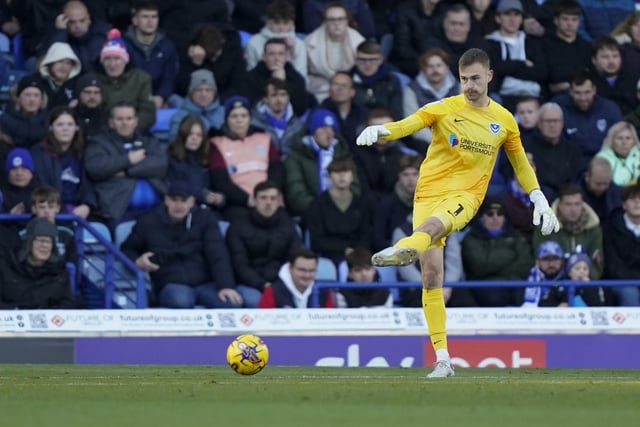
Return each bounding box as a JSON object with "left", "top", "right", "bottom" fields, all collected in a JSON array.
[
  {"left": 356, "top": 125, "right": 391, "bottom": 146},
  {"left": 530, "top": 189, "right": 560, "bottom": 236}
]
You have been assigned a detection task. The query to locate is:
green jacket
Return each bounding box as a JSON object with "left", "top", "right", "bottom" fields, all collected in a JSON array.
[
  {"left": 532, "top": 200, "right": 604, "bottom": 278},
  {"left": 596, "top": 146, "right": 640, "bottom": 186},
  {"left": 97, "top": 67, "right": 156, "bottom": 132},
  {"left": 284, "top": 133, "right": 359, "bottom": 215},
  {"left": 462, "top": 223, "right": 533, "bottom": 281}
]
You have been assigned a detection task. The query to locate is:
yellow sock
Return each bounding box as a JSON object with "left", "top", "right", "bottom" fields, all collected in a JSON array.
[
  {"left": 395, "top": 231, "right": 431, "bottom": 253},
  {"left": 423, "top": 288, "right": 447, "bottom": 352}
]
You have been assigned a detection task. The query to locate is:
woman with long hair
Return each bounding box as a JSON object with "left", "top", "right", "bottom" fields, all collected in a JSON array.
[
  {"left": 168, "top": 114, "right": 225, "bottom": 211},
  {"left": 30, "top": 106, "right": 95, "bottom": 218}
]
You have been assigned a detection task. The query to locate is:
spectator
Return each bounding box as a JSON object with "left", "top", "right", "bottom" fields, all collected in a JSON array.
[
  {"left": 84, "top": 102, "right": 168, "bottom": 227},
  {"left": 31, "top": 42, "right": 82, "bottom": 109},
  {"left": 612, "top": 11, "right": 640, "bottom": 86},
  {"left": 0, "top": 128, "right": 14, "bottom": 172},
  {"left": 319, "top": 71, "right": 368, "bottom": 148},
  {"left": 0, "top": 76, "right": 48, "bottom": 149},
  {"left": 167, "top": 115, "right": 225, "bottom": 212},
  {"left": 403, "top": 48, "right": 460, "bottom": 151},
  {"left": 391, "top": 0, "right": 447, "bottom": 77},
  {"left": 603, "top": 182, "right": 640, "bottom": 306},
  {"left": 72, "top": 74, "right": 109, "bottom": 140},
  {"left": 354, "top": 108, "right": 415, "bottom": 201},
  {"left": 541, "top": 252, "right": 614, "bottom": 306},
  {"left": 589, "top": 36, "right": 637, "bottom": 115},
  {"left": 467, "top": 0, "right": 498, "bottom": 37},
  {"left": 258, "top": 247, "right": 335, "bottom": 308},
  {"left": 176, "top": 24, "right": 247, "bottom": 98},
  {"left": 30, "top": 106, "right": 95, "bottom": 219},
  {"left": 38, "top": 0, "right": 110, "bottom": 72},
  {"left": 461, "top": 196, "right": 533, "bottom": 306},
  {"left": 121, "top": 180, "right": 243, "bottom": 309},
  {"left": 502, "top": 152, "right": 537, "bottom": 242},
  {"left": 304, "top": 3, "right": 365, "bottom": 102},
  {"left": 372, "top": 154, "right": 421, "bottom": 252},
  {"left": 625, "top": 80, "right": 640, "bottom": 136},
  {"left": 232, "top": 0, "right": 291, "bottom": 34},
  {"left": 0, "top": 217, "right": 81, "bottom": 309},
  {"left": 351, "top": 39, "right": 404, "bottom": 120},
  {"left": 22, "top": 185, "right": 78, "bottom": 265},
  {"left": 96, "top": 29, "right": 156, "bottom": 132},
  {"left": 1, "top": 148, "right": 40, "bottom": 215},
  {"left": 522, "top": 102, "right": 583, "bottom": 201},
  {"left": 485, "top": 0, "right": 546, "bottom": 112},
  {"left": 577, "top": 156, "right": 622, "bottom": 223},
  {"left": 245, "top": 0, "right": 307, "bottom": 78},
  {"left": 552, "top": 70, "right": 622, "bottom": 168},
  {"left": 209, "top": 96, "right": 285, "bottom": 221},
  {"left": 595, "top": 121, "right": 640, "bottom": 186},
  {"left": 522, "top": 240, "right": 566, "bottom": 307},
  {"left": 250, "top": 78, "right": 305, "bottom": 158},
  {"left": 299, "top": 0, "right": 375, "bottom": 39},
  {"left": 304, "top": 157, "right": 372, "bottom": 265},
  {"left": 124, "top": 0, "right": 179, "bottom": 109},
  {"left": 514, "top": 95, "right": 540, "bottom": 140},
  {"left": 226, "top": 180, "right": 302, "bottom": 308},
  {"left": 168, "top": 69, "right": 224, "bottom": 141},
  {"left": 533, "top": 183, "right": 605, "bottom": 278},
  {"left": 520, "top": 0, "right": 555, "bottom": 39},
  {"left": 578, "top": 0, "right": 634, "bottom": 42},
  {"left": 542, "top": 0, "right": 591, "bottom": 95},
  {"left": 284, "top": 108, "right": 356, "bottom": 216},
  {"left": 241, "top": 37, "right": 316, "bottom": 117},
  {"left": 336, "top": 247, "right": 393, "bottom": 308},
  {"left": 423, "top": 3, "right": 491, "bottom": 79}
]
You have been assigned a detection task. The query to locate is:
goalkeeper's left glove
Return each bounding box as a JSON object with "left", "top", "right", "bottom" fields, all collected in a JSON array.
[{"left": 529, "top": 189, "right": 560, "bottom": 236}]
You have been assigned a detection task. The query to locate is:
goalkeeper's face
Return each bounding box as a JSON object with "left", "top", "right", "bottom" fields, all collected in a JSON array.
[{"left": 459, "top": 62, "right": 492, "bottom": 105}]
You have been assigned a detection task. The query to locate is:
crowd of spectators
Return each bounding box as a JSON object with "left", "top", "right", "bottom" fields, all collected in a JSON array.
[{"left": 1, "top": 0, "right": 640, "bottom": 310}]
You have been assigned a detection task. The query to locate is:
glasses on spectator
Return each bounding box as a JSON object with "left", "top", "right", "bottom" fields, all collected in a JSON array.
[
  {"left": 325, "top": 16, "right": 347, "bottom": 23},
  {"left": 330, "top": 82, "right": 352, "bottom": 89},
  {"left": 484, "top": 210, "right": 504, "bottom": 217}
]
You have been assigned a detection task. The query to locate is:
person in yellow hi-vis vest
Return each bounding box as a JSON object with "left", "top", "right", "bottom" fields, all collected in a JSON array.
[{"left": 356, "top": 48, "right": 560, "bottom": 378}]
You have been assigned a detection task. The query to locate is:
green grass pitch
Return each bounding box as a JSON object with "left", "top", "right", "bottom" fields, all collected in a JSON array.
[{"left": 1, "top": 365, "right": 639, "bottom": 427}]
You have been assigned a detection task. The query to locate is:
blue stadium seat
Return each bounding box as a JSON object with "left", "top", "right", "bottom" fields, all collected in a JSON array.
[
  {"left": 238, "top": 30, "right": 252, "bottom": 47},
  {"left": 316, "top": 257, "right": 337, "bottom": 281},
  {"left": 11, "top": 33, "right": 23, "bottom": 70},
  {"left": 114, "top": 220, "right": 136, "bottom": 248},
  {"left": 392, "top": 71, "right": 411, "bottom": 87}
]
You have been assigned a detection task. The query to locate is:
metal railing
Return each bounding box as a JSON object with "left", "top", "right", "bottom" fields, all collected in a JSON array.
[{"left": 0, "top": 214, "right": 148, "bottom": 308}]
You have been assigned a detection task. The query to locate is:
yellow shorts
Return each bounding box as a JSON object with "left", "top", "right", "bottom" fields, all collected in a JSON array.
[{"left": 412, "top": 193, "right": 480, "bottom": 247}]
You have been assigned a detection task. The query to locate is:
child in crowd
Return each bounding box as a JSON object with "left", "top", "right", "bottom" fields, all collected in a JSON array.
[{"left": 336, "top": 248, "right": 392, "bottom": 308}]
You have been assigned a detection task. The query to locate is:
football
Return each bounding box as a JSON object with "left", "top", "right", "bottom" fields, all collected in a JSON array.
[{"left": 226, "top": 334, "right": 269, "bottom": 375}]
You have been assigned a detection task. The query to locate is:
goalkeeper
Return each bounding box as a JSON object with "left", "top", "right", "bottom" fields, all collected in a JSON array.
[{"left": 356, "top": 48, "right": 559, "bottom": 378}]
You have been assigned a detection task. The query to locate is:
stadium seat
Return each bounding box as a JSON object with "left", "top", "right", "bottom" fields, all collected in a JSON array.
[
  {"left": 379, "top": 33, "right": 393, "bottom": 60},
  {"left": 11, "top": 33, "right": 23, "bottom": 70},
  {"left": 238, "top": 30, "right": 252, "bottom": 47},
  {"left": 114, "top": 220, "right": 136, "bottom": 248},
  {"left": 316, "top": 257, "right": 337, "bottom": 281},
  {"left": 392, "top": 71, "right": 411, "bottom": 87}
]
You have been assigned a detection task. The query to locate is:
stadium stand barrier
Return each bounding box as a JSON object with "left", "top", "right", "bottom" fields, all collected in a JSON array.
[{"left": 0, "top": 214, "right": 149, "bottom": 309}]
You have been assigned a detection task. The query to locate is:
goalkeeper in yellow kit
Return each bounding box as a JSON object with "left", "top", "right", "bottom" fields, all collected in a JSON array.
[{"left": 356, "top": 48, "right": 559, "bottom": 378}]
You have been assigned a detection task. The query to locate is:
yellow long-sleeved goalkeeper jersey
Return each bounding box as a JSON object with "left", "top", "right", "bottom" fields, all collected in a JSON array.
[{"left": 384, "top": 94, "right": 540, "bottom": 202}]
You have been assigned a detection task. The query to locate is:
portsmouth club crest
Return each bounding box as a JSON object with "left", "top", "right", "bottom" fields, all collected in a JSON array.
[
  {"left": 489, "top": 123, "right": 500, "bottom": 135},
  {"left": 449, "top": 133, "right": 459, "bottom": 147}
]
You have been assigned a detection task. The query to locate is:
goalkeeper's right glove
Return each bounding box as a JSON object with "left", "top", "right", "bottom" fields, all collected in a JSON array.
[
  {"left": 356, "top": 125, "right": 391, "bottom": 146},
  {"left": 529, "top": 189, "right": 560, "bottom": 236}
]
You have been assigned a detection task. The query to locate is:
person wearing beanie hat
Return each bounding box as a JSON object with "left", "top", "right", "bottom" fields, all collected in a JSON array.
[
  {"left": 1, "top": 147, "right": 39, "bottom": 215},
  {"left": 283, "top": 106, "right": 353, "bottom": 215},
  {"left": 167, "top": 70, "right": 224, "bottom": 141},
  {"left": 96, "top": 28, "right": 156, "bottom": 131},
  {"left": 209, "top": 94, "right": 285, "bottom": 220},
  {"left": 0, "top": 217, "right": 81, "bottom": 309},
  {"left": 0, "top": 74, "right": 49, "bottom": 149},
  {"left": 538, "top": 250, "right": 614, "bottom": 307},
  {"left": 72, "top": 74, "right": 109, "bottom": 139},
  {"left": 308, "top": 108, "right": 339, "bottom": 135},
  {"left": 522, "top": 240, "right": 566, "bottom": 307}
]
